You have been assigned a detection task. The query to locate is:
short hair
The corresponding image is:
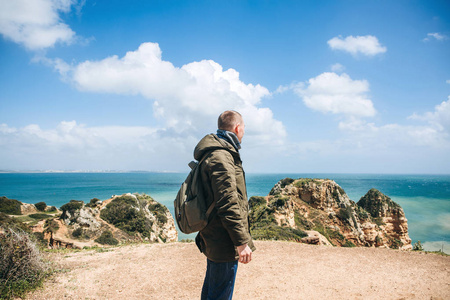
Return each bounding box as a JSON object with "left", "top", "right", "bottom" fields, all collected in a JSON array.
[{"left": 218, "top": 110, "right": 242, "bottom": 131}]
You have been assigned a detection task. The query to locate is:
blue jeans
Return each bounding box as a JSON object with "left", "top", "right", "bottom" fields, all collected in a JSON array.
[{"left": 201, "top": 259, "right": 239, "bottom": 300}]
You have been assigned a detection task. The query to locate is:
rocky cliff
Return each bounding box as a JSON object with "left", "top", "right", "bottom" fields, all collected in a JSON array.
[
  {"left": 50, "top": 193, "right": 178, "bottom": 248},
  {"left": 249, "top": 178, "right": 412, "bottom": 250},
  {"left": 0, "top": 193, "right": 178, "bottom": 249}
]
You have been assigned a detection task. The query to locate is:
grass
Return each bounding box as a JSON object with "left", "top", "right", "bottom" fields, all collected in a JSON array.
[
  {"left": 249, "top": 196, "right": 266, "bottom": 210},
  {"left": 294, "top": 210, "right": 312, "bottom": 230},
  {"left": 251, "top": 225, "right": 307, "bottom": 242},
  {"left": 422, "top": 250, "right": 449, "bottom": 256},
  {"left": 0, "top": 227, "right": 51, "bottom": 299},
  {"left": 29, "top": 213, "right": 53, "bottom": 220},
  {"left": 342, "top": 240, "right": 356, "bottom": 247}
]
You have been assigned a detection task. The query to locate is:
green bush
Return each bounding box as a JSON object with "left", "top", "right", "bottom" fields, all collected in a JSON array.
[
  {"left": 389, "top": 238, "right": 403, "bottom": 249},
  {"left": 0, "top": 196, "right": 22, "bottom": 215},
  {"left": 0, "top": 227, "right": 49, "bottom": 299},
  {"left": 248, "top": 196, "right": 266, "bottom": 210},
  {"left": 43, "top": 219, "right": 59, "bottom": 234},
  {"left": 270, "top": 197, "right": 287, "bottom": 209},
  {"left": 251, "top": 225, "right": 307, "bottom": 241},
  {"left": 294, "top": 178, "right": 322, "bottom": 188},
  {"left": 60, "top": 200, "right": 83, "bottom": 216},
  {"left": 373, "top": 217, "right": 385, "bottom": 226},
  {"left": 180, "top": 239, "right": 194, "bottom": 243},
  {"left": 356, "top": 208, "right": 369, "bottom": 221},
  {"left": 279, "top": 178, "right": 294, "bottom": 188},
  {"left": 28, "top": 214, "right": 52, "bottom": 220},
  {"left": 155, "top": 213, "right": 167, "bottom": 224},
  {"left": 34, "top": 202, "right": 47, "bottom": 212},
  {"left": 148, "top": 202, "right": 168, "bottom": 224},
  {"left": 294, "top": 211, "right": 312, "bottom": 230},
  {"left": 342, "top": 240, "right": 356, "bottom": 247},
  {"left": 100, "top": 195, "right": 153, "bottom": 238},
  {"left": 337, "top": 207, "right": 352, "bottom": 221},
  {"left": 72, "top": 228, "right": 83, "bottom": 238},
  {"left": 375, "top": 235, "right": 383, "bottom": 245},
  {"left": 86, "top": 198, "right": 100, "bottom": 208},
  {"left": 413, "top": 240, "right": 423, "bottom": 251},
  {"left": 328, "top": 229, "right": 345, "bottom": 241},
  {"left": 95, "top": 231, "right": 119, "bottom": 245},
  {"left": 249, "top": 206, "right": 275, "bottom": 228}
]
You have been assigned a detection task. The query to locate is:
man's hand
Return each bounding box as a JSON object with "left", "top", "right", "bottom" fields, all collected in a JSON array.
[{"left": 237, "top": 244, "right": 252, "bottom": 264}]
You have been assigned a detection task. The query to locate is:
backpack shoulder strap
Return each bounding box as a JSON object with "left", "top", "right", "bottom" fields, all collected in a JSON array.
[{"left": 195, "top": 147, "right": 233, "bottom": 218}]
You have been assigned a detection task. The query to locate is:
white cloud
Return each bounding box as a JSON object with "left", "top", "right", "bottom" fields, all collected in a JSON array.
[
  {"left": 423, "top": 32, "right": 448, "bottom": 42},
  {"left": 0, "top": 121, "right": 199, "bottom": 171},
  {"left": 446, "top": 79, "right": 450, "bottom": 84},
  {"left": 331, "top": 63, "right": 345, "bottom": 72},
  {"left": 0, "top": 0, "right": 77, "bottom": 50},
  {"left": 66, "top": 42, "right": 285, "bottom": 144},
  {"left": 328, "top": 35, "right": 387, "bottom": 56},
  {"left": 335, "top": 96, "right": 450, "bottom": 152},
  {"left": 409, "top": 96, "right": 450, "bottom": 133},
  {"left": 292, "top": 72, "right": 376, "bottom": 118}
]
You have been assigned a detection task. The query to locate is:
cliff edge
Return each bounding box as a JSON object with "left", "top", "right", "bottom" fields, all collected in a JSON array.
[
  {"left": 250, "top": 178, "right": 412, "bottom": 250},
  {"left": 0, "top": 193, "right": 178, "bottom": 249}
]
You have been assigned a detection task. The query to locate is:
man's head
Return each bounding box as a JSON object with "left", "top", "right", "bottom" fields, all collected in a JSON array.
[{"left": 218, "top": 110, "right": 245, "bottom": 142}]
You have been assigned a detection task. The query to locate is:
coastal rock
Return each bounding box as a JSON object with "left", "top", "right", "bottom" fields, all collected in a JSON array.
[
  {"left": 20, "top": 203, "right": 38, "bottom": 214},
  {"left": 301, "top": 231, "right": 332, "bottom": 246},
  {"left": 357, "top": 189, "right": 412, "bottom": 250},
  {"left": 30, "top": 193, "right": 178, "bottom": 249},
  {"left": 100, "top": 193, "right": 178, "bottom": 243},
  {"left": 250, "top": 178, "right": 412, "bottom": 250},
  {"left": 61, "top": 206, "right": 102, "bottom": 230}
]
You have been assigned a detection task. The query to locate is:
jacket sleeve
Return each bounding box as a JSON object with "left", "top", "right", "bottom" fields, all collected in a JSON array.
[{"left": 207, "top": 150, "right": 251, "bottom": 247}]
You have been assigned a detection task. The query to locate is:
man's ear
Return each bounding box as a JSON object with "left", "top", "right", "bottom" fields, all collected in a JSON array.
[{"left": 234, "top": 123, "right": 240, "bottom": 135}]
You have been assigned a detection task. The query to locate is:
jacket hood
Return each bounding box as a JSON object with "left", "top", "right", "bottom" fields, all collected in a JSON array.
[{"left": 194, "top": 134, "right": 238, "bottom": 161}]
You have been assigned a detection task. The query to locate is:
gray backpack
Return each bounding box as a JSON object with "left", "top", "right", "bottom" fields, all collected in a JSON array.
[{"left": 174, "top": 150, "right": 216, "bottom": 234}]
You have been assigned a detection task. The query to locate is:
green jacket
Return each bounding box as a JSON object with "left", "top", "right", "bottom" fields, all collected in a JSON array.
[{"left": 194, "top": 134, "right": 256, "bottom": 262}]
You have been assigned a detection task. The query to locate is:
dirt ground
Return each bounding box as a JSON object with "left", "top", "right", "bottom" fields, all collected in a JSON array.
[{"left": 29, "top": 241, "right": 449, "bottom": 300}]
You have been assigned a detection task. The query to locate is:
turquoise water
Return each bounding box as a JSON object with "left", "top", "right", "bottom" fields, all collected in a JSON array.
[{"left": 1, "top": 173, "right": 449, "bottom": 252}]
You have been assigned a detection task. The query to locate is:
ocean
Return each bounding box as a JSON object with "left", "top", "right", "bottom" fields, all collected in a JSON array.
[{"left": 1, "top": 172, "right": 449, "bottom": 253}]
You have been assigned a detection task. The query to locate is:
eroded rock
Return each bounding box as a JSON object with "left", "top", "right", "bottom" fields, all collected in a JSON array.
[{"left": 250, "top": 178, "right": 412, "bottom": 250}]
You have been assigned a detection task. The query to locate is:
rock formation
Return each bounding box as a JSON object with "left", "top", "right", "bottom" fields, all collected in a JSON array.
[
  {"left": 53, "top": 193, "right": 178, "bottom": 248},
  {"left": 250, "top": 178, "right": 412, "bottom": 250},
  {"left": 20, "top": 203, "right": 38, "bottom": 214},
  {"left": 1, "top": 193, "right": 178, "bottom": 249}
]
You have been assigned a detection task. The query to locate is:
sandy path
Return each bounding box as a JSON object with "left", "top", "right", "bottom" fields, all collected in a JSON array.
[{"left": 30, "top": 241, "right": 449, "bottom": 300}]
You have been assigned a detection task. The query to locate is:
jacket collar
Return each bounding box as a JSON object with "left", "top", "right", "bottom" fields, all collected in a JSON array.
[{"left": 216, "top": 129, "right": 241, "bottom": 151}]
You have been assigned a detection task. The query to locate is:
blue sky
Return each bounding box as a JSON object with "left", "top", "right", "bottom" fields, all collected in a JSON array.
[{"left": 0, "top": 0, "right": 449, "bottom": 173}]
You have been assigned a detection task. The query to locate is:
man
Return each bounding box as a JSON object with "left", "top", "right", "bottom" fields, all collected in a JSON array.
[{"left": 194, "top": 110, "right": 255, "bottom": 300}]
